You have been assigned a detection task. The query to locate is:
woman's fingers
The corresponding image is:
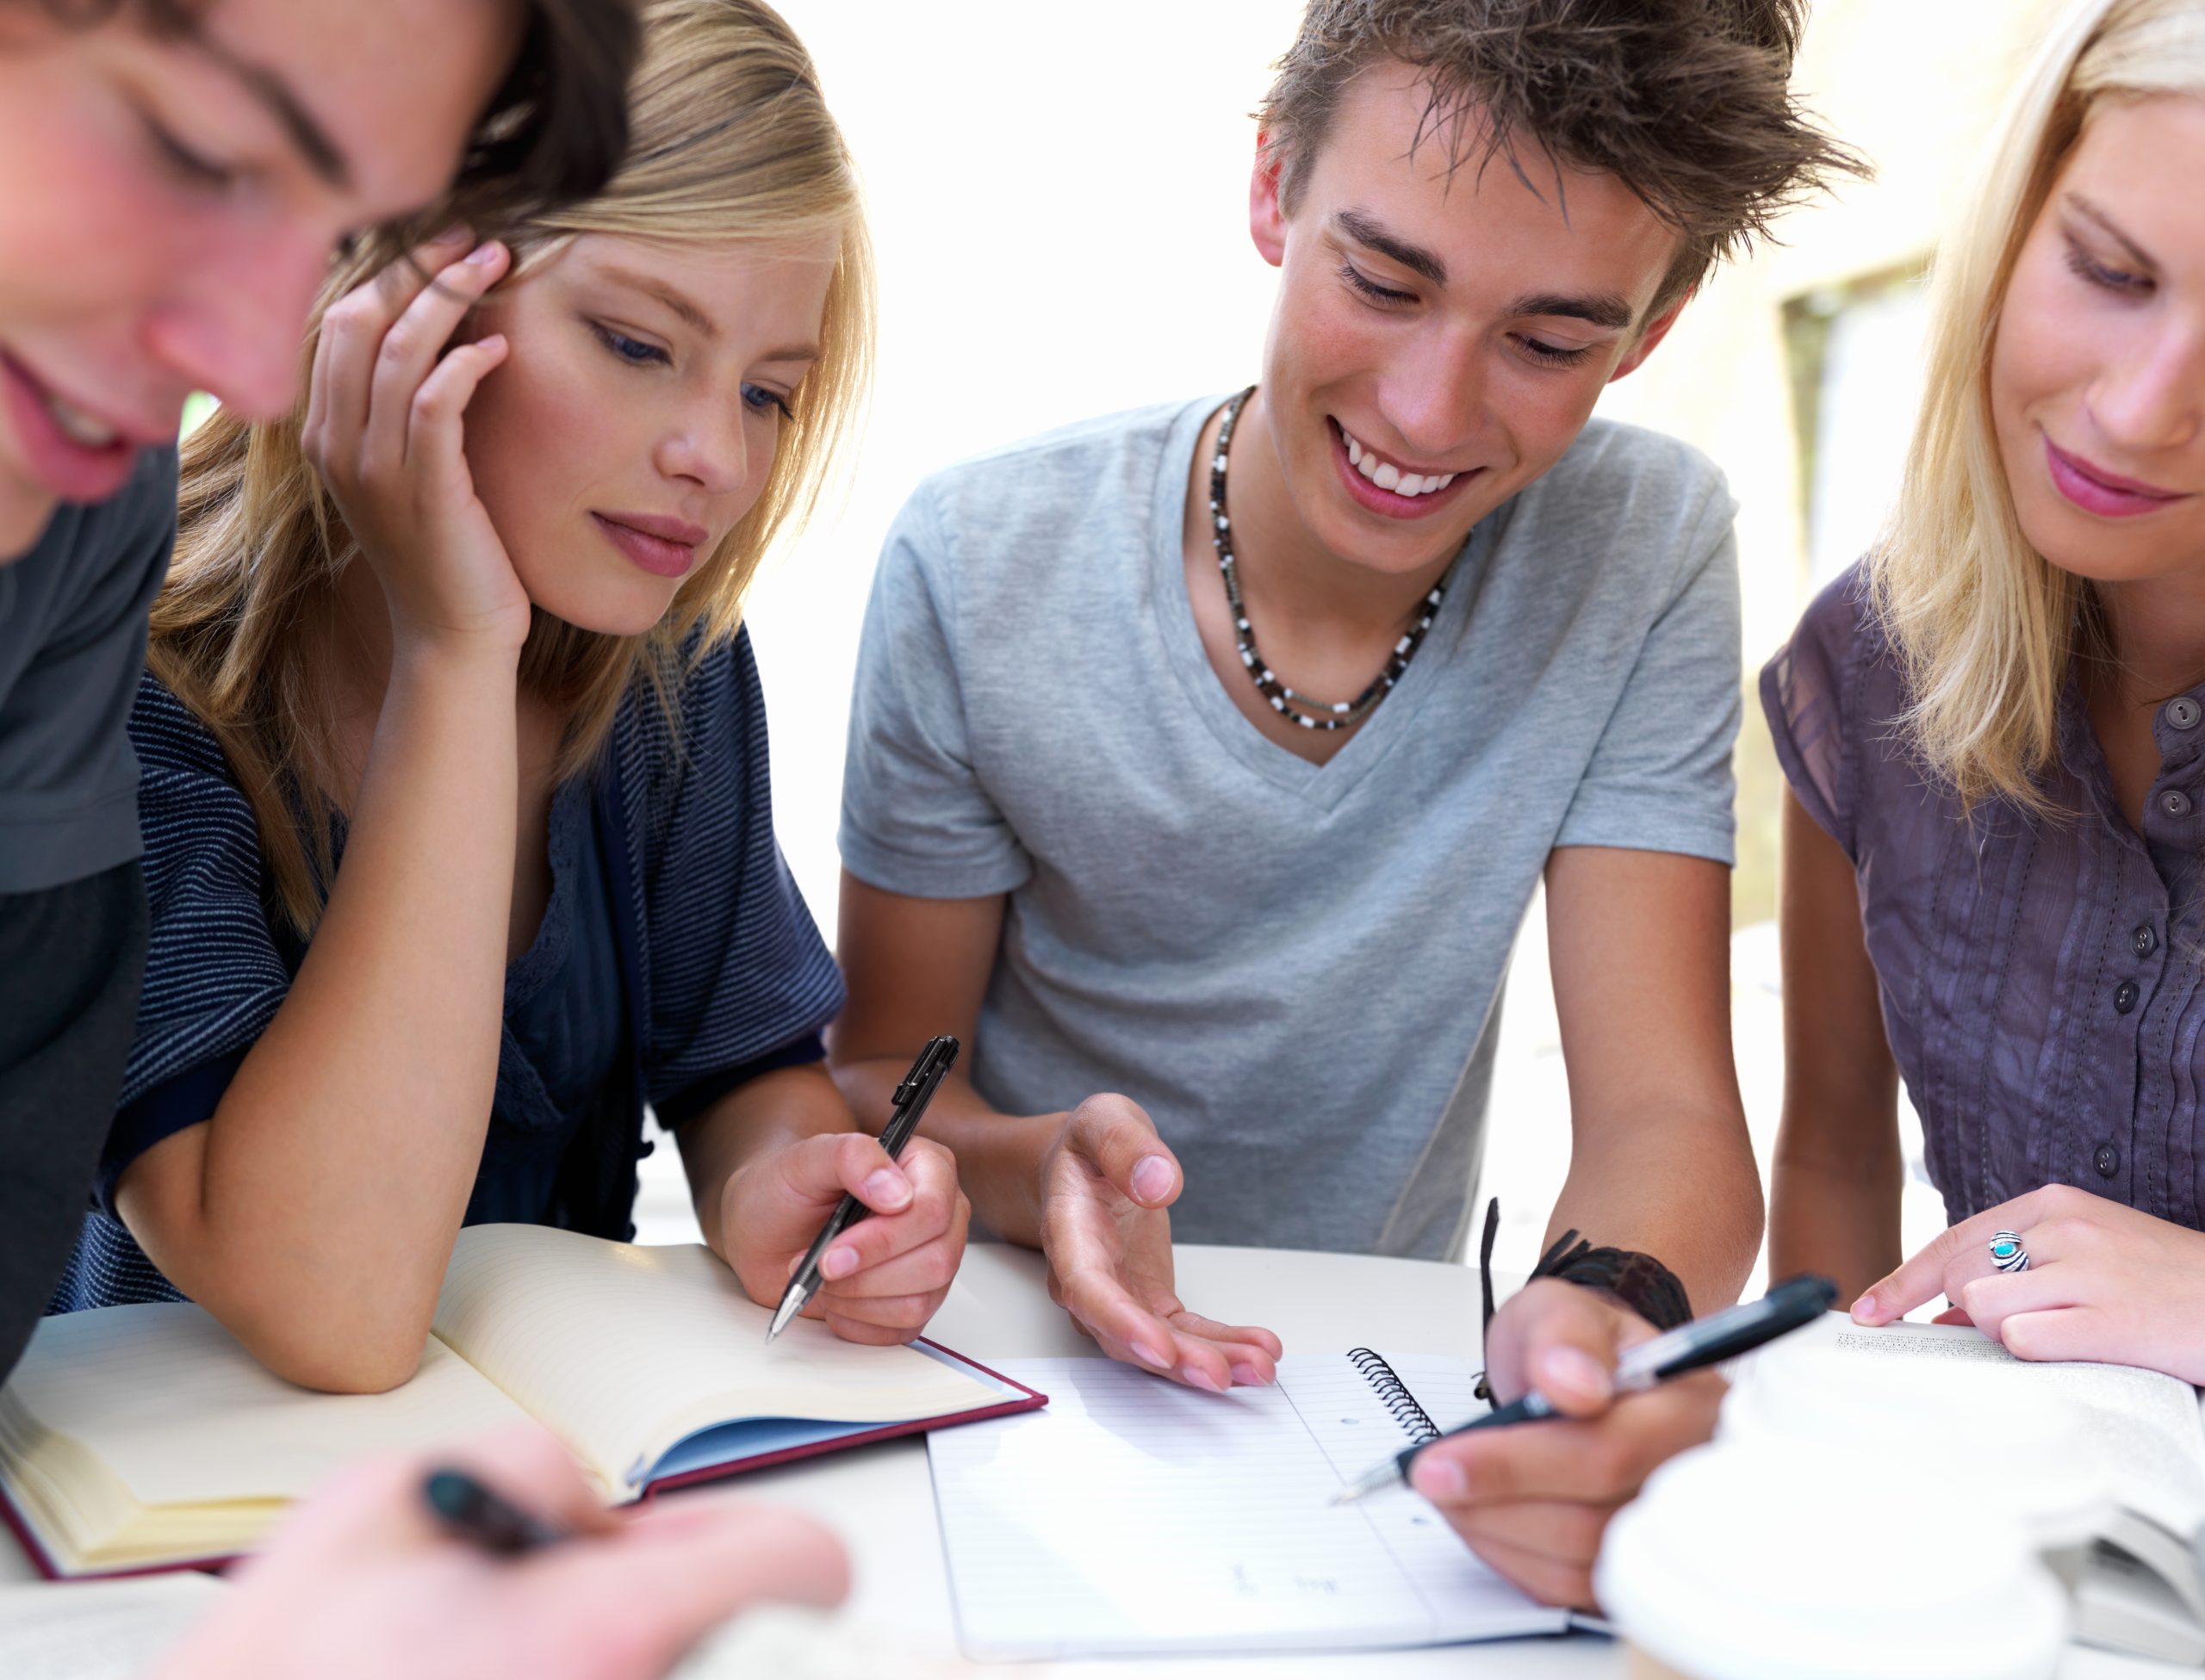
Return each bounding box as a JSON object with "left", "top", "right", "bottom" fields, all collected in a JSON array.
[
  {"left": 817, "top": 1193, "right": 968, "bottom": 1300},
  {"left": 363, "top": 242, "right": 510, "bottom": 481},
  {"left": 819, "top": 1310, "right": 923, "bottom": 1347},
  {"left": 815, "top": 1141, "right": 962, "bottom": 1279},
  {"left": 405, "top": 337, "right": 508, "bottom": 501},
  {"left": 1853, "top": 1185, "right": 2076, "bottom": 1324},
  {"left": 299, "top": 307, "right": 336, "bottom": 470},
  {"left": 310, "top": 227, "right": 474, "bottom": 481}
]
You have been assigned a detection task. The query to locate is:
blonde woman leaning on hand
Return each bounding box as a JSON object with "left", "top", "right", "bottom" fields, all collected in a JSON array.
[
  {"left": 1766, "top": 0, "right": 2205, "bottom": 1379},
  {"left": 50, "top": 0, "right": 971, "bottom": 1392}
]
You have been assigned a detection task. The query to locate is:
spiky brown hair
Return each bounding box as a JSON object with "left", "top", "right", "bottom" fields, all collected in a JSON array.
[{"left": 1258, "top": 0, "right": 1868, "bottom": 314}]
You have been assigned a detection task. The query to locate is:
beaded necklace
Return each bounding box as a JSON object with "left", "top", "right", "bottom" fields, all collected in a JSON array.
[{"left": 1208, "top": 386, "right": 1450, "bottom": 734}]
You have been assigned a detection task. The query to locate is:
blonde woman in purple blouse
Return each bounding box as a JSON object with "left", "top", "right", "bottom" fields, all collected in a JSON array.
[{"left": 1765, "top": 0, "right": 2205, "bottom": 1380}]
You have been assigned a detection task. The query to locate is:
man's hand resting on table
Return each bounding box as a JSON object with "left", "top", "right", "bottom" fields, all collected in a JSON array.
[
  {"left": 155, "top": 1424, "right": 848, "bottom": 1680},
  {"left": 1407, "top": 1278, "right": 1721, "bottom": 1610},
  {"left": 1040, "top": 1094, "right": 1283, "bottom": 1392}
]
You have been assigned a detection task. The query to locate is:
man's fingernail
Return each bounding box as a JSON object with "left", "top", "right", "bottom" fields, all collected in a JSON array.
[
  {"left": 1131, "top": 1342, "right": 1170, "bottom": 1370},
  {"left": 864, "top": 1168, "right": 911, "bottom": 1208},
  {"left": 1131, "top": 1155, "right": 1174, "bottom": 1203},
  {"left": 1413, "top": 1458, "right": 1467, "bottom": 1501},
  {"left": 1182, "top": 1363, "right": 1225, "bottom": 1392},
  {"left": 1542, "top": 1347, "right": 1610, "bottom": 1398},
  {"left": 821, "top": 1246, "right": 858, "bottom": 1280},
  {"left": 466, "top": 241, "right": 502, "bottom": 266},
  {"left": 1230, "top": 1362, "right": 1269, "bottom": 1386},
  {"left": 1851, "top": 1293, "right": 1876, "bottom": 1322}
]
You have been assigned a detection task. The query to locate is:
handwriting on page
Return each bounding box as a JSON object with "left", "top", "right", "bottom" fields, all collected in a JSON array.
[{"left": 927, "top": 1355, "right": 1560, "bottom": 1660}]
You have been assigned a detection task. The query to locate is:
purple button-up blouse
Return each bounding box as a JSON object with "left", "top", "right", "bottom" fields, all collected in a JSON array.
[{"left": 1762, "top": 565, "right": 2205, "bottom": 1231}]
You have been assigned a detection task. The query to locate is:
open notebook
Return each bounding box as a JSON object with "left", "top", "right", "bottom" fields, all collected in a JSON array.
[
  {"left": 927, "top": 1352, "right": 1578, "bottom": 1658},
  {"left": 0, "top": 1224, "right": 1040, "bottom": 1578}
]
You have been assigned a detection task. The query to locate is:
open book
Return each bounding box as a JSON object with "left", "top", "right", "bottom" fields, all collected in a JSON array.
[
  {"left": 1816, "top": 1317, "right": 2205, "bottom": 1665},
  {"left": 927, "top": 1352, "right": 1578, "bottom": 1658},
  {"left": 0, "top": 1224, "right": 1040, "bottom": 1578}
]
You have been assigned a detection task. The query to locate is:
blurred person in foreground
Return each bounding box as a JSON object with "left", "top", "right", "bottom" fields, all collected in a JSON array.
[
  {"left": 0, "top": 0, "right": 632, "bottom": 1386},
  {"left": 1770, "top": 0, "right": 2205, "bottom": 1383},
  {"left": 154, "top": 1426, "right": 848, "bottom": 1680},
  {"left": 2, "top": 3, "right": 858, "bottom": 1675},
  {"left": 829, "top": 0, "right": 1861, "bottom": 1608}
]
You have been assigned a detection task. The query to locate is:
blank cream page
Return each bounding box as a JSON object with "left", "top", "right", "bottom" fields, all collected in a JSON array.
[
  {"left": 431, "top": 1225, "right": 1003, "bottom": 1490},
  {"left": 4, "top": 1304, "right": 530, "bottom": 1507}
]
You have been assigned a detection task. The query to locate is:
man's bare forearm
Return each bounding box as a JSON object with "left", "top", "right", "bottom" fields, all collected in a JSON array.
[{"left": 1546, "top": 1098, "right": 1762, "bottom": 1315}]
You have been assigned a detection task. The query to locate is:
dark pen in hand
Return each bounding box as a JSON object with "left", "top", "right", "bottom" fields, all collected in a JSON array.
[
  {"left": 1331, "top": 1274, "right": 1838, "bottom": 1505},
  {"left": 767, "top": 1034, "right": 960, "bottom": 1344},
  {"left": 421, "top": 1466, "right": 570, "bottom": 1555}
]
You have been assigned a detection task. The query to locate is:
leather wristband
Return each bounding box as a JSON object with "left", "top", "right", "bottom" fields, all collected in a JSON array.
[
  {"left": 1469, "top": 1199, "right": 1694, "bottom": 1409},
  {"left": 1535, "top": 1235, "right": 1693, "bottom": 1332}
]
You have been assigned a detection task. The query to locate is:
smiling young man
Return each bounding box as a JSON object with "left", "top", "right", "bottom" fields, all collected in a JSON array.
[
  {"left": 0, "top": 0, "right": 637, "bottom": 1385},
  {"left": 830, "top": 0, "right": 1860, "bottom": 1608}
]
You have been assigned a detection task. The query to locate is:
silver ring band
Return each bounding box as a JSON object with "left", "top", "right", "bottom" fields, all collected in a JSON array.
[{"left": 1989, "top": 1230, "right": 2030, "bottom": 1274}]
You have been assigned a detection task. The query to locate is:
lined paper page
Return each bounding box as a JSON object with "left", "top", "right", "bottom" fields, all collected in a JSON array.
[
  {"left": 927, "top": 1355, "right": 1564, "bottom": 1659},
  {"left": 4, "top": 1304, "right": 529, "bottom": 1507},
  {"left": 1284, "top": 1353, "right": 1552, "bottom": 1627},
  {"left": 432, "top": 1226, "right": 1006, "bottom": 1489}
]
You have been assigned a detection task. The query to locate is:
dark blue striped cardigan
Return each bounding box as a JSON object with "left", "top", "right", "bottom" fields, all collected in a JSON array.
[{"left": 53, "top": 627, "right": 844, "bottom": 1311}]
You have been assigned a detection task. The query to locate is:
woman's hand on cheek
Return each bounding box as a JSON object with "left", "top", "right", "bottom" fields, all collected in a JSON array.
[
  {"left": 1850, "top": 1183, "right": 2205, "bottom": 1384},
  {"left": 720, "top": 1133, "right": 970, "bottom": 1345},
  {"left": 300, "top": 226, "right": 533, "bottom": 663}
]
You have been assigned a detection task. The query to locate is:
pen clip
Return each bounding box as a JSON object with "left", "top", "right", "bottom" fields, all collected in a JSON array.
[{"left": 891, "top": 1036, "right": 958, "bottom": 1109}]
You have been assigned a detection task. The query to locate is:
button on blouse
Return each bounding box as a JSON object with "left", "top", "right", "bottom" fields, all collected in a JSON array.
[{"left": 1762, "top": 565, "right": 2205, "bottom": 1231}]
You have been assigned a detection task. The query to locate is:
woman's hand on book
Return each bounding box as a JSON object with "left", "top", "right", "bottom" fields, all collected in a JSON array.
[
  {"left": 301, "top": 227, "right": 534, "bottom": 663},
  {"left": 152, "top": 1423, "right": 848, "bottom": 1680},
  {"left": 1407, "top": 1278, "right": 1722, "bottom": 1611},
  {"left": 1851, "top": 1181, "right": 2205, "bottom": 1383},
  {"left": 724, "top": 1131, "right": 971, "bottom": 1343},
  {"left": 1035, "top": 1094, "right": 1283, "bottom": 1393}
]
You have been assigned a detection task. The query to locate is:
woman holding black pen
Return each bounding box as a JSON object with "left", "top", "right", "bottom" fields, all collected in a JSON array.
[{"left": 47, "top": 0, "right": 970, "bottom": 1393}]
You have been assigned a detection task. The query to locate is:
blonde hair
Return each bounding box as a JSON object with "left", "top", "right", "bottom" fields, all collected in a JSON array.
[
  {"left": 1873, "top": 0, "right": 2205, "bottom": 810},
  {"left": 155, "top": 0, "right": 873, "bottom": 933}
]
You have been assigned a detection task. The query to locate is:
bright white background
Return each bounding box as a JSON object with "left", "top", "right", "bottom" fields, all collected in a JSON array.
[{"left": 742, "top": 0, "right": 1301, "bottom": 938}]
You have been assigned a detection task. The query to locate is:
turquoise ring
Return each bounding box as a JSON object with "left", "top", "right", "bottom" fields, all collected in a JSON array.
[{"left": 1989, "top": 1230, "right": 2030, "bottom": 1274}]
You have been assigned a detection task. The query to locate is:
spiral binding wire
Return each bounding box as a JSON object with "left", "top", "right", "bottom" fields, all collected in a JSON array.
[{"left": 1345, "top": 1348, "right": 1439, "bottom": 1447}]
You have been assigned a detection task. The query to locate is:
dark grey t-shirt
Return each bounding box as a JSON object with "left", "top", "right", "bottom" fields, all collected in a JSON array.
[{"left": 0, "top": 448, "right": 177, "bottom": 894}]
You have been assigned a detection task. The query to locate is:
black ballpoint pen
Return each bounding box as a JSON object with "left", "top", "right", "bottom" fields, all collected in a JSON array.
[
  {"left": 767, "top": 1033, "right": 960, "bottom": 1343},
  {"left": 1331, "top": 1274, "right": 1839, "bottom": 1505}
]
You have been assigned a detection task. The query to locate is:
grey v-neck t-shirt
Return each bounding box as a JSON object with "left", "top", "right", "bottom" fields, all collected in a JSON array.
[{"left": 840, "top": 397, "right": 1739, "bottom": 1260}]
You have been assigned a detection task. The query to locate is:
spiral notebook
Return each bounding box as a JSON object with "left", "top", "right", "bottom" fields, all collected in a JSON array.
[{"left": 926, "top": 1351, "right": 1581, "bottom": 1659}]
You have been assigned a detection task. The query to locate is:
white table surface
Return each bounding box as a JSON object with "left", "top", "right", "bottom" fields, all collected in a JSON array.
[{"left": 0, "top": 1242, "right": 2177, "bottom": 1677}]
